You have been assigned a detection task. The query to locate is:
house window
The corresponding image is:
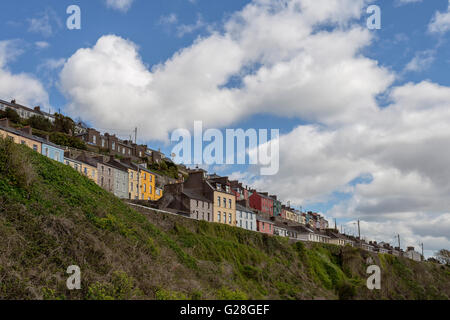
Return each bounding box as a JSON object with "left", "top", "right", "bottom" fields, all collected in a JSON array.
[
  {"left": 223, "top": 198, "right": 226, "bottom": 208},
  {"left": 108, "top": 168, "right": 111, "bottom": 176},
  {"left": 44, "top": 148, "right": 49, "bottom": 156},
  {"left": 229, "top": 199, "right": 232, "bottom": 208},
  {"left": 112, "top": 142, "right": 115, "bottom": 150},
  {"left": 101, "top": 177, "right": 104, "bottom": 186},
  {"left": 143, "top": 184, "right": 146, "bottom": 192},
  {"left": 217, "top": 196, "right": 221, "bottom": 206},
  {"left": 246, "top": 221, "right": 248, "bottom": 229},
  {"left": 144, "top": 173, "right": 147, "bottom": 180},
  {"left": 130, "top": 172, "right": 133, "bottom": 179},
  {"left": 149, "top": 185, "right": 152, "bottom": 194},
  {"left": 196, "top": 200, "right": 199, "bottom": 207},
  {"left": 223, "top": 214, "right": 226, "bottom": 224},
  {"left": 218, "top": 212, "right": 221, "bottom": 222},
  {"left": 229, "top": 213, "right": 232, "bottom": 224},
  {"left": 84, "top": 168, "right": 87, "bottom": 175},
  {"left": 102, "top": 139, "right": 105, "bottom": 147},
  {"left": 93, "top": 136, "right": 96, "bottom": 144},
  {"left": 21, "top": 140, "right": 26, "bottom": 145},
  {"left": 55, "top": 152, "right": 59, "bottom": 161},
  {"left": 130, "top": 183, "right": 133, "bottom": 191}
]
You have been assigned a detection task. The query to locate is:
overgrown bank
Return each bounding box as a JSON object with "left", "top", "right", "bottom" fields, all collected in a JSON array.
[{"left": 0, "top": 138, "right": 449, "bottom": 300}]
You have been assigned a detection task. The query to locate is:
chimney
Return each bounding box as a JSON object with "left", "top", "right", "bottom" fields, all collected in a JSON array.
[
  {"left": 20, "top": 125, "right": 32, "bottom": 135},
  {"left": 0, "top": 118, "right": 10, "bottom": 128},
  {"left": 34, "top": 106, "right": 41, "bottom": 112},
  {"left": 10, "top": 99, "right": 16, "bottom": 104},
  {"left": 45, "top": 134, "right": 50, "bottom": 142}
]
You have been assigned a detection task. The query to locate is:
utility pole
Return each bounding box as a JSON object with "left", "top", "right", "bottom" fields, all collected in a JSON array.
[
  {"left": 357, "top": 220, "right": 361, "bottom": 240},
  {"left": 421, "top": 243, "right": 424, "bottom": 260},
  {"left": 397, "top": 234, "right": 401, "bottom": 250},
  {"left": 334, "top": 219, "right": 337, "bottom": 231},
  {"left": 134, "top": 127, "right": 137, "bottom": 144}
]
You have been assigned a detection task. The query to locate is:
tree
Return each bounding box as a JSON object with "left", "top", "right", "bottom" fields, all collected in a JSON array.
[
  {"left": 0, "top": 107, "right": 20, "bottom": 123},
  {"left": 436, "top": 249, "right": 450, "bottom": 266},
  {"left": 25, "top": 115, "right": 53, "bottom": 132},
  {"left": 54, "top": 114, "right": 75, "bottom": 135}
]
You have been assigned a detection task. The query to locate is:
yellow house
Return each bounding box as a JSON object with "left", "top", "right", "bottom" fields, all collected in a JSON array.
[
  {"left": 0, "top": 125, "right": 41, "bottom": 153},
  {"left": 211, "top": 187, "right": 236, "bottom": 226},
  {"left": 138, "top": 166, "right": 156, "bottom": 201},
  {"left": 64, "top": 157, "right": 97, "bottom": 183}
]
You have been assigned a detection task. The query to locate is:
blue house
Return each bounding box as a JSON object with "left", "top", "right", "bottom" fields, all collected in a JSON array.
[{"left": 39, "top": 139, "right": 65, "bottom": 163}]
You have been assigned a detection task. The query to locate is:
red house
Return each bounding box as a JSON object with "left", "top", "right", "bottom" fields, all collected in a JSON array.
[
  {"left": 249, "top": 191, "right": 274, "bottom": 216},
  {"left": 257, "top": 216, "right": 274, "bottom": 235}
]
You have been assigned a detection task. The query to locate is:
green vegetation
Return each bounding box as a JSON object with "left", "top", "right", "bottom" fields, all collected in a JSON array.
[
  {"left": 32, "top": 128, "right": 87, "bottom": 150},
  {"left": 0, "top": 137, "right": 449, "bottom": 300},
  {"left": 148, "top": 160, "right": 179, "bottom": 180}
]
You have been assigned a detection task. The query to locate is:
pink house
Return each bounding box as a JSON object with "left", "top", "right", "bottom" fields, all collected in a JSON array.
[{"left": 257, "top": 216, "right": 274, "bottom": 235}]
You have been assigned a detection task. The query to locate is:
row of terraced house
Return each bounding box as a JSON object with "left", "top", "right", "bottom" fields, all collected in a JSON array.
[{"left": 0, "top": 98, "right": 424, "bottom": 261}]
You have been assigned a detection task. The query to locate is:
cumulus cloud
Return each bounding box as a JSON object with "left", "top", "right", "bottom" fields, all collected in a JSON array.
[
  {"left": 61, "top": 0, "right": 386, "bottom": 141},
  {"left": 234, "top": 80, "right": 450, "bottom": 253},
  {"left": 0, "top": 40, "right": 49, "bottom": 108},
  {"left": 428, "top": 0, "right": 450, "bottom": 34},
  {"left": 105, "top": 0, "right": 134, "bottom": 12}
]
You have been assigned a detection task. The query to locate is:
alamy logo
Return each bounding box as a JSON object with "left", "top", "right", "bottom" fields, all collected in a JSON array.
[
  {"left": 66, "top": 265, "right": 81, "bottom": 290},
  {"left": 171, "top": 121, "right": 279, "bottom": 175},
  {"left": 66, "top": 5, "right": 81, "bottom": 30},
  {"left": 366, "top": 265, "right": 381, "bottom": 290},
  {"left": 366, "top": 5, "right": 381, "bottom": 30}
]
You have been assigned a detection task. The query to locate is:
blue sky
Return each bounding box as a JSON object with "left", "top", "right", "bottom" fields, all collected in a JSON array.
[{"left": 1, "top": 0, "right": 450, "bottom": 255}]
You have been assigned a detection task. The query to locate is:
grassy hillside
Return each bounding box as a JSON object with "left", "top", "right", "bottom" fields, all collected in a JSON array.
[{"left": 0, "top": 137, "right": 449, "bottom": 300}]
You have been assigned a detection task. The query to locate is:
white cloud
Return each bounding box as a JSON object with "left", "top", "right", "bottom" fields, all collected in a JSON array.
[
  {"left": 60, "top": 0, "right": 386, "bottom": 141},
  {"left": 404, "top": 50, "right": 435, "bottom": 72},
  {"left": 35, "top": 41, "right": 50, "bottom": 50},
  {"left": 105, "top": 0, "right": 134, "bottom": 13},
  {"left": 159, "top": 13, "right": 178, "bottom": 25},
  {"left": 428, "top": 0, "right": 450, "bottom": 34},
  {"left": 0, "top": 40, "right": 49, "bottom": 109},
  {"left": 27, "top": 8, "right": 62, "bottom": 37},
  {"left": 233, "top": 80, "right": 450, "bottom": 252},
  {"left": 176, "top": 14, "right": 207, "bottom": 37}
]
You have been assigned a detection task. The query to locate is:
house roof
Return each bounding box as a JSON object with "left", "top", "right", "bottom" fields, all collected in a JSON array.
[
  {"left": 75, "top": 154, "right": 103, "bottom": 168},
  {"left": 182, "top": 189, "right": 211, "bottom": 203},
  {"left": 236, "top": 204, "right": 253, "bottom": 213},
  {"left": 256, "top": 216, "right": 274, "bottom": 224},
  {"left": 0, "top": 99, "right": 54, "bottom": 119},
  {"left": 0, "top": 123, "right": 63, "bottom": 150}
]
